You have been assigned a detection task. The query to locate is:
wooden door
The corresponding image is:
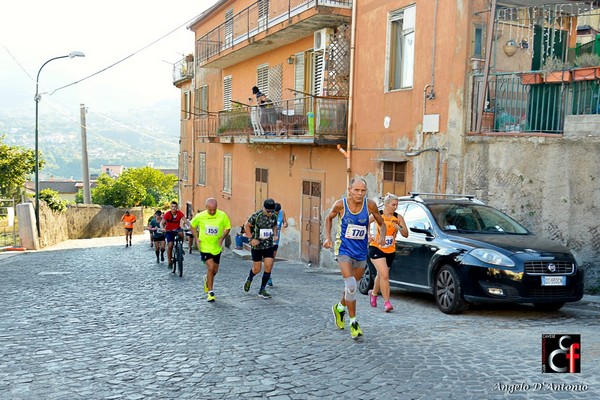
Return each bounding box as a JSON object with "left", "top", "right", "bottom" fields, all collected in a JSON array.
[
  {"left": 301, "top": 180, "right": 321, "bottom": 265},
  {"left": 255, "top": 168, "right": 268, "bottom": 210}
]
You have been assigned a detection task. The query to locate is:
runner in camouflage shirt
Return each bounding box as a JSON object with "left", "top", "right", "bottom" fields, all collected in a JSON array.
[{"left": 243, "top": 198, "right": 278, "bottom": 298}]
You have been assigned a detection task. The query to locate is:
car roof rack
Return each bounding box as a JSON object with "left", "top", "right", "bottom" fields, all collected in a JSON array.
[{"left": 407, "top": 192, "right": 485, "bottom": 204}]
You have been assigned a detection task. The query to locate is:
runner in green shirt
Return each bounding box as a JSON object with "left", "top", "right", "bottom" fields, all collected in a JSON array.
[{"left": 190, "top": 198, "right": 231, "bottom": 302}]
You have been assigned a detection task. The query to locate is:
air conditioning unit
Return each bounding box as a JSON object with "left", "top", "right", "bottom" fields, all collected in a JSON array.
[{"left": 314, "top": 28, "right": 333, "bottom": 52}]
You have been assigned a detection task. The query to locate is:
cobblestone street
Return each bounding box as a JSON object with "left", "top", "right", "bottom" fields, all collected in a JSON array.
[{"left": 1, "top": 234, "right": 599, "bottom": 399}]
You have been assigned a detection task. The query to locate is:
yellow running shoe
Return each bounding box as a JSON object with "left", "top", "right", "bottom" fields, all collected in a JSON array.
[
  {"left": 350, "top": 321, "right": 363, "bottom": 339},
  {"left": 207, "top": 292, "right": 216, "bottom": 302},
  {"left": 332, "top": 304, "right": 345, "bottom": 330}
]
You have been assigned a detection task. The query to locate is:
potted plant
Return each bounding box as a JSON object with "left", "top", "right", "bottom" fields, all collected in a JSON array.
[
  {"left": 519, "top": 71, "right": 543, "bottom": 85},
  {"left": 542, "top": 56, "right": 572, "bottom": 83},
  {"left": 573, "top": 53, "right": 600, "bottom": 81}
]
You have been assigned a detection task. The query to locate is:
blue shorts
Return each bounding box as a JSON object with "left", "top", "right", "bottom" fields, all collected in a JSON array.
[{"left": 166, "top": 230, "right": 182, "bottom": 243}]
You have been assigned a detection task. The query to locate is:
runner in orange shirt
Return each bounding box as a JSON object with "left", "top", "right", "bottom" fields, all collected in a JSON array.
[{"left": 121, "top": 210, "right": 137, "bottom": 247}]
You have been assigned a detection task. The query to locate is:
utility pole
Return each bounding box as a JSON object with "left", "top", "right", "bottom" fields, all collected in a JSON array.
[{"left": 80, "top": 104, "right": 91, "bottom": 204}]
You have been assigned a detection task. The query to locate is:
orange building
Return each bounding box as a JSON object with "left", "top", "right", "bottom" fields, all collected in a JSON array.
[{"left": 173, "top": 0, "right": 600, "bottom": 275}]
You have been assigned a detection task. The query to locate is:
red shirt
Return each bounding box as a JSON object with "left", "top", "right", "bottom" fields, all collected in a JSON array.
[{"left": 164, "top": 210, "right": 185, "bottom": 231}]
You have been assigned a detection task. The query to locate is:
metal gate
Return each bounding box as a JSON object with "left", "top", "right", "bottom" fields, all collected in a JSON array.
[{"left": 0, "top": 198, "right": 18, "bottom": 247}]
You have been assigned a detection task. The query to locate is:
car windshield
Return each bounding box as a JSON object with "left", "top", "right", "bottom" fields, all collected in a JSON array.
[{"left": 428, "top": 203, "right": 529, "bottom": 234}]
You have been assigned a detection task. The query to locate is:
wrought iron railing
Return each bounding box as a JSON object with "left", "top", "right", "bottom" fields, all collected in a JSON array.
[
  {"left": 194, "top": 112, "right": 220, "bottom": 138},
  {"left": 471, "top": 73, "right": 600, "bottom": 133},
  {"left": 213, "top": 96, "right": 348, "bottom": 141},
  {"left": 196, "top": 0, "right": 352, "bottom": 64}
]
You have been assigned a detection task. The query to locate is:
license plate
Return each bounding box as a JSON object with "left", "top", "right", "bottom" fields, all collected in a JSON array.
[{"left": 541, "top": 276, "right": 566, "bottom": 286}]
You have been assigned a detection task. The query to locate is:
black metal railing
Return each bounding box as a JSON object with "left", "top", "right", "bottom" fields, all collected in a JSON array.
[
  {"left": 172, "top": 56, "right": 194, "bottom": 83},
  {"left": 471, "top": 72, "right": 600, "bottom": 133},
  {"left": 196, "top": 0, "right": 352, "bottom": 64}
]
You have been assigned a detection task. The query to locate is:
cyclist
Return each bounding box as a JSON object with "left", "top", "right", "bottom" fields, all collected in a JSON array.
[
  {"left": 243, "top": 198, "right": 278, "bottom": 299},
  {"left": 148, "top": 211, "right": 166, "bottom": 263},
  {"left": 190, "top": 198, "right": 231, "bottom": 302},
  {"left": 160, "top": 201, "right": 188, "bottom": 270}
]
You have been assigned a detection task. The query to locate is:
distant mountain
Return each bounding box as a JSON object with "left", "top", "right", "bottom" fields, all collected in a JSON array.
[{"left": 0, "top": 100, "right": 179, "bottom": 180}]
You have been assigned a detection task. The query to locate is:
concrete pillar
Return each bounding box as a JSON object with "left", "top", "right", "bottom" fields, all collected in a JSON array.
[{"left": 16, "top": 203, "right": 39, "bottom": 250}]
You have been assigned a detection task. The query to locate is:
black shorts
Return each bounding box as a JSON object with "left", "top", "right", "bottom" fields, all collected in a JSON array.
[
  {"left": 152, "top": 235, "right": 166, "bottom": 242},
  {"left": 251, "top": 247, "right": 275, "bottom": 262},
  {"left": 125, "top": 228, "right": 133, "bottom": 232},
  {"left": 368, "top": 246, "right": 395, "bottom": 267},
  {"left": 201, "top": 252, "right": 222, "bottom": 264}
]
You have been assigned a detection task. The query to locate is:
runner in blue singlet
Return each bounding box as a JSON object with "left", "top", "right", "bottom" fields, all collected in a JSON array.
[{"left": 323, "top": 177, "right": 386, "bottom": 339}]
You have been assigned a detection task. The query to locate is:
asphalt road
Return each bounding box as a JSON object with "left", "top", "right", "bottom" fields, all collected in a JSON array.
[{"left": 1, "top": 234, "right": 599, "bottom": 399}]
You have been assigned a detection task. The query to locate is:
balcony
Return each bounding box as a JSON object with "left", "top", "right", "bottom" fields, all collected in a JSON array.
[
  {"left": 172, "top": 55, "right": 194, "bottom": 86},
  {"left": 471, "top": 72, "right": 600, "bottom": 134},
  {"left": 196, "top": 0, "right": 352, "bottom": 69},
  {"left": 194, "top": 95, "right": 347, "bottom": 145}
]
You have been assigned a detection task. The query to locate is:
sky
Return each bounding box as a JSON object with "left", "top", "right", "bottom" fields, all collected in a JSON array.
[{"left": 0, "top": 0, "right": 213, "bottom": 116}]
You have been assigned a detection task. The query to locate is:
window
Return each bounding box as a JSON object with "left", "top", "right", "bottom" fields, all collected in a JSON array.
[
  {"left": 258, "top": 0, "right": 269, "bottom": 31},
  {"left": 223, "top": 76, "right": 232, "bottom": 110},
  {"left": 257, "top": 64, "right": 268, "bottom": 96},
  {"left": 387, "top": 5, "right": 415, "bottom": 90},
  {"left": 223, "top": 153, "right": 232, "bottom": 193},
  {"left": 182, "top": 91, "right": 191, "bottom": 119},
  {"left": 382, "top": 161, "right": 406, "bottom": 196},
  {"left": 403, "top": 204, "right": 432, "bottom": 231},
  {"left": 181, "top": 151, "right": 189, "bottom": 181},
  {"left": 224, "top": 9, "right": 233, "bottom": 49},
  {"left": 198, "top": 152, "right": 206, "bottom": 185},
  {"left": 473, "top": 26, "right": 483, "bottom": 58},
  {"left": 198, "top": 85, "right": 208, "bottom": 115}
]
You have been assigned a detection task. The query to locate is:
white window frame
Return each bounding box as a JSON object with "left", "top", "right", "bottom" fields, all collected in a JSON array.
[
  {"left": 257, "top": 64, "right": 269, "bottom": 96},
  {"left": 386, "top": 5, "right": 416, "bottom": 91},
  {"left": 223, "top": 153, "right": 232, "bottom": 194},
  {"left": 223, "top": 75, "right": 232, "bottom": 110}
]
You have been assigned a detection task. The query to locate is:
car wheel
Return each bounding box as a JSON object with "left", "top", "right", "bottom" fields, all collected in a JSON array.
[
  {"left": 359, "top": 260, "right": 376, "bottom": 295},
  {"left": 435, "top": 265, "right": 467, "bottom": 314},
  {"left": 532, "top": 302, "right": 565, "bottom": 312}
]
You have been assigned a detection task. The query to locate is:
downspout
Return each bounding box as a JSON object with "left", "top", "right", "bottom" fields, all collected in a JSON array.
[
  {"left": 476, "top": 0, "right": 498, "bottom": 132},
  {"left": 342, "top": 0, "right": 358, "bottom": 187}
]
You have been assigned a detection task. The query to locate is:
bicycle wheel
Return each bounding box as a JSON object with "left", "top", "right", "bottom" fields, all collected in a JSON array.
[{"left": 176, "top": 241, "right": 184, "bottom": 277}]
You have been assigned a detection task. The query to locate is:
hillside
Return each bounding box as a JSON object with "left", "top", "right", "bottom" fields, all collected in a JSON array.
[{"left": 0, "top": 100, "right": 179, "bottom": 180}]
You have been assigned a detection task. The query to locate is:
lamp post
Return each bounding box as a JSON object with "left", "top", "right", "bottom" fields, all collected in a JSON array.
[{"left": 34, "top": 51, "right": 85, "bottom": 238}]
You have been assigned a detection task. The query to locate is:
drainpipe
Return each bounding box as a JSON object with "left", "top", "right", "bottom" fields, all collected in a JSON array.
[
  {"left": 476, "top": 0, "right": 498, "bottom": 132},
  {"left": 343, "top": 0, "right": 358, "bottom": 187}
]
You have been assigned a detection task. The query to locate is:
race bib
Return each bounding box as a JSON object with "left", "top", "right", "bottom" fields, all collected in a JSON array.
[
  {"left": 205, "top": 225, "right": 219, "bottom": 236},
  {"left": 383, "top": 235, "right": 394, "bottom": 247},
  {"left": 125, "top": 222, "right": 133, "bottom": 228},
  {"left": 259, "top": 229, "right": 273, "bottom": 239},
  {"left": 344, "top": 224, "right": 366, "bottom": 240}
]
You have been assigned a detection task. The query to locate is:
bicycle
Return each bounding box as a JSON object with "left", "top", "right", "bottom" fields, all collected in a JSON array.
[{"left": 170, "top": 229, "right": 184, "bottom": 277}]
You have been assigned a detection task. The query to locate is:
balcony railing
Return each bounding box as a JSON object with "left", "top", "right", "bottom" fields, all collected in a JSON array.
[
  {"left": 197, "top": 96, "right": 347, "bottom": 143},
  {"left": 172, "top": 56, "right": 194, "bottom": 84},
  {"left": 471, "top": 72, "right": 600, "bottom": 134},
  {"left": 196, "top": 0, "right": 352, "bottom": 64}
]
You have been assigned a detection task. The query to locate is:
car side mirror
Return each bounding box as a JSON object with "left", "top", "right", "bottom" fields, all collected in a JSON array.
[{"left": 410, "top": 222, "right": 433, "bottom": 236}]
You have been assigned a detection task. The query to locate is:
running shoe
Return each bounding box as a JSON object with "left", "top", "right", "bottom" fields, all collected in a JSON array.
[
  {"left": 384, "top": 301, "right": 394, "bottom": 313},
  {"left": 258, "top": 289, "right": 272, "bottom": 299},
  {"left": 350, "top": 321, "right": 363, "bottom": 339},
  {"left": 203, "top": 275, "right": 209, "bottom": 293},
  {"left": 156, "top": 256, "right": 159, "bottom": 263},
  {"left": 161, "top": 253, "right": 165, "bottom": 262},
  {"left": 368, "top": 290, "right": 377, "bottom": 308},
  {"left": 243, "top": 279, "right": 251, "bottom": 292},
  {"left": 125, "top": 244, "right": 128, "bottom": 248},
  {"left": 332, "top": 304, "right": 345, "bottom": 330},
  {"left": 267, "top": 277, "right": 273, "bottom": 287},
  {"left": 207, "top": 292, "right": 216, "bottom": 302}
]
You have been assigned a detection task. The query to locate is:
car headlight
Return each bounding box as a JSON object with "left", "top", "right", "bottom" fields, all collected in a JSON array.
[{"left": 469, "top": 248, "right": 515, "bottom": 267}]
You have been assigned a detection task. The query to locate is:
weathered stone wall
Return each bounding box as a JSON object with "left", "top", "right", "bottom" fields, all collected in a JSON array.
[
  {"left": 462, "top": 134, "right": 600, "bottom": 293},
  {"left": 37, "top": 202, "right": 144, "bottom": 248}
]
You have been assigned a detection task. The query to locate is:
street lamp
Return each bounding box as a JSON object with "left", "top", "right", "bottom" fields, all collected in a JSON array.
[{"left": 34, "top": 51, "right": 85, "bottom": 238}]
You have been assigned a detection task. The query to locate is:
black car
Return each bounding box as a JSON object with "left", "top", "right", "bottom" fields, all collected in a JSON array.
[{"left": 359, "top": 193, "right": 584, "bottom": 314}]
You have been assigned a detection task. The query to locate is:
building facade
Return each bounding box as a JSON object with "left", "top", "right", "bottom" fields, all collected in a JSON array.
[{"left": 173, "top": 0, "right": 600, "bottom": 291}]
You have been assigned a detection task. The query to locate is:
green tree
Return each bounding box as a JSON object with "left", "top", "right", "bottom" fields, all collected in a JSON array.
[
  {"left": 121, "top": 166, "right": 178, "bottom": 205},
  {"left": 91, "top": 173, "right": 146, "bottom": 208},
  {"left": 0, "top": 135, "right": 43, "bottom": 198},
  {"left": 38, "top": 188, "right": 68, "bottom": 212}
]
